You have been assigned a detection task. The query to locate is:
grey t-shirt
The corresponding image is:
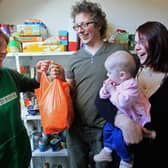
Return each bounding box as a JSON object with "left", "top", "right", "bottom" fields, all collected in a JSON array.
[{"left": 66, "top": 42, "right": 125, "bottom": 128}]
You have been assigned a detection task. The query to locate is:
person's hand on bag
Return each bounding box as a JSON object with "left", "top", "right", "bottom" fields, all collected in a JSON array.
[
  {"left": 49, "top": 63, "right": 65, "bottom": 81},
  {"left": 114, "top": 112, "right": 144, "bottom": 145},
  {"left": 36, "top": 60, "right": 52, "bottom": 82}
]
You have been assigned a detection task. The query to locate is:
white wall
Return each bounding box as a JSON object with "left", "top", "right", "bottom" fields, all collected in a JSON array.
[{"left": 0, "top": 0, "right": 168, "bottom": 36}]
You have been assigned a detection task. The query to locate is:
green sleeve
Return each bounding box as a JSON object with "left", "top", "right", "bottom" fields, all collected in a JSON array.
[{"left": 7, "top": 68, "right": 40, "bottom": 92}]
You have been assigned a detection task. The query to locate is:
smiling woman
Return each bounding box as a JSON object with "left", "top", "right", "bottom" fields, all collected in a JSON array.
[
  {"left": 95, "top": 21, "right": 168, "bottom": 168},
  {"left": 134, "top": 34, "right": 148, "bottom": 65},
  {"left": 123, "top": 21, "right": 168, "bottom": 168},
  {"left": 135, "top": 21, "right": 168, "bottom": 71}
]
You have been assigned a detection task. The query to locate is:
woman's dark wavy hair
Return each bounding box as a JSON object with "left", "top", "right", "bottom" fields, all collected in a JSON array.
[
  {"left": 71, "top": 0, "right": 107, "bottom": 40},
  {"left": 136, "top": 21, "right": 168, "bottom": 72}
]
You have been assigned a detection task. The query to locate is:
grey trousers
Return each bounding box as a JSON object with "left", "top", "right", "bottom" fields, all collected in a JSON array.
[{"left": 66, "top": 125, "right": 119, "bottom": 168}]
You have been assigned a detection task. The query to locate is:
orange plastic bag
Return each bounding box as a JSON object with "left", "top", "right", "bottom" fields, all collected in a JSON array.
[
  {"left": 35, "top": 72, "right": 74, "bottom": 134},
  {"left": 35, "top": 72, "right": 50, "bottom": 103}
]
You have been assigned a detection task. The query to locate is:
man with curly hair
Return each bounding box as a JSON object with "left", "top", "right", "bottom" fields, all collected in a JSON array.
[{"left": 65, "top": 1, "right": 126, "bottom": 168}]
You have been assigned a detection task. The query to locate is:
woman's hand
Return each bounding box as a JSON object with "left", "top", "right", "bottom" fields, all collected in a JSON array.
[
  {"left": 114, "top": 112, "right": 144, "bottom": 145},
  {"left": 36, "top": 60, "right": 52, "bottom": 82}
]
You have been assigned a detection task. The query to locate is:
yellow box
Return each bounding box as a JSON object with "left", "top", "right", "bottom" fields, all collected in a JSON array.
[{"left": 22, "top": 42, "right": 66, "bottom": 53}]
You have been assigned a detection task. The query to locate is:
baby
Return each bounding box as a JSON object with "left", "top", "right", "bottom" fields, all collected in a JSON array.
[{"left": 94, "top": 50, "right": 156, "bottom": 168}]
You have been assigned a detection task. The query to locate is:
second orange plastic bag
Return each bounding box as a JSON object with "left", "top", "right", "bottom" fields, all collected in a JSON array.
[{"left": 35, "top": 72, "right": 74, "bottom": 134}]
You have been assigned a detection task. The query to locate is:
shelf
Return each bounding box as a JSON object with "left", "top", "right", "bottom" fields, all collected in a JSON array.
[
  {"left": 21, "top": 107, "right": 41, "bottom": 120},
  {"left": 7, "top": 51, "right": 75, "bottom": 57},
  {"left": 23, "top": 114, "right": 41, "bottom": 120},
  {"left": 32, "top": 148, "right": 68, "bottom": 157}
]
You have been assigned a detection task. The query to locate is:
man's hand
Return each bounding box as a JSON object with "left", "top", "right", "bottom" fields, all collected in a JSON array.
[
  {"left": 114, "top": 113, "right": 144, "bottom": 145},
  {"left": 49, "top": 63, "right": 65, "bottom": 81}
]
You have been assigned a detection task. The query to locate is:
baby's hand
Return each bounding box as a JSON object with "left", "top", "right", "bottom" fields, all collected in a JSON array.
[{"left": 103, "top": 78, "right": 116, "bottom": 93}]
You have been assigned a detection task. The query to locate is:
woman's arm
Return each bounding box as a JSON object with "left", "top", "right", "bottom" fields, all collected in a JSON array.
[
  {"left": 114, "top": 112, "right": 144, "bottom": 145},
  {"left": 95, "top": 93, "right": 118, "bottom": 123}
]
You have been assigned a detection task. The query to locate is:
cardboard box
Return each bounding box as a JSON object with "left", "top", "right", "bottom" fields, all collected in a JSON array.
[
  {"left": 20, "top": 36, "right": 45, "bottom": 42},
  {"left": 58, "top": 30, "right": 68, "bottom": 46},
  {"left": 68, "top": 42, "right": 79, "bottom": 51},
  {"left": 22, "top": 42, "right": 66, "bottom": 53},
  {"left": 16, "top": 24, "right": 48, "bottom": 39}
]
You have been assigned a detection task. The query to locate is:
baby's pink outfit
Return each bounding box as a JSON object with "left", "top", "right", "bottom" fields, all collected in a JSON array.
[{"left": 99, "top": 78, "right": 151, "bottom": 126}]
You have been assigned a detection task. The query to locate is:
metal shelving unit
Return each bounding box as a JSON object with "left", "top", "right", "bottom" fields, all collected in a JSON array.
[{"left": 32, "top": 148, "right": 68, "bottom": 157}]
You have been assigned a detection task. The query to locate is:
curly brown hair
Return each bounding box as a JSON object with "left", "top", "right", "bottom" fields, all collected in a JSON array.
[{"left": 71, "top": 0, "right": 107, "bottom": 40}]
